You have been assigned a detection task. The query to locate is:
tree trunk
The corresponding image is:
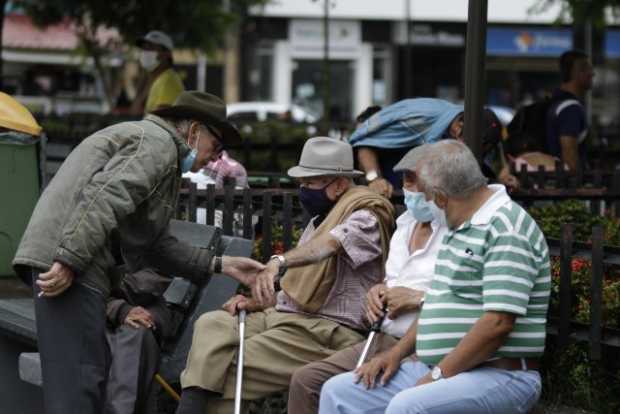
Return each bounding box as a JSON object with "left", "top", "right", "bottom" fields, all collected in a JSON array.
[{"left": 79, "top": 32, "right": 116, "bottom": 111}]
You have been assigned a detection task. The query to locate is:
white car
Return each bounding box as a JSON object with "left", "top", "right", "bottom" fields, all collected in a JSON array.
[{"left": 226, "top": 102, "right": 319, "bottom": 124}]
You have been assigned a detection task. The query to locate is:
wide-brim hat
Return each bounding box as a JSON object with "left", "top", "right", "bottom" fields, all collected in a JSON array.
[
  {"left": 152, "top": 91, "right": 241, "bottom": 146},
  {"left": 288, "top": 137, "right": 363, "bottom": 178}
]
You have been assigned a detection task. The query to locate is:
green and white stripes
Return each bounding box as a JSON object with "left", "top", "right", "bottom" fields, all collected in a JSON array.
[{"left": 416, "top": 200, "right": 551, "bottom": 365}]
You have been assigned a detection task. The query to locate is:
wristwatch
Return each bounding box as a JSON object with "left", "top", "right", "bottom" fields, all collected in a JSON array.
[
  {"left": 270, "top": 254, "right": 287, "bottom": 275},
  {"left": 365, "top": 169, "right": 380, "bottom": 183},
  {"left": 431, "top": 365, "right": 443, "bottom": 381}
]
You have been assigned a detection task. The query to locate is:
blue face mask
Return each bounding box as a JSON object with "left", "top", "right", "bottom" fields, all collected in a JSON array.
[
  {"left": 299, "top": 180, "right": 336, "bottom": 217},
  {"left": 181, "top": 149, "right": 197, "bottom": 173},
  {"left": 181, "top": 129, "right": 202, "bottom": 173},
  {"left": 403, "top": 189, "right": 434, "bottom": 222}
]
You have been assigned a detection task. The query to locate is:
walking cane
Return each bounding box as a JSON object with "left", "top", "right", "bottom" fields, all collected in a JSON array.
[
  {"left": 234, "top": 308, "right": 247, "bottom": 414},
  {"left": 356, "top": 306, "right": 388, "bottom": 369}
]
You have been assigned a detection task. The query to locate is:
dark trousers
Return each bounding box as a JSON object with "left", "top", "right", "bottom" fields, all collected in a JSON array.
[
  {"left": 32, "top": 271, "right": 110, "bottom": 414},
  {"left": 104, "top": 325, "right": 161, "bottom": 414}
]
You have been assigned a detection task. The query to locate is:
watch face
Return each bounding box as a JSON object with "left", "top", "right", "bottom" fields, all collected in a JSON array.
[
  {"left": 365, "top": 170, "right": 379, "bottom": 182},
  {"left": 431, "top": 366, "right": 442, "bottom": 380}
]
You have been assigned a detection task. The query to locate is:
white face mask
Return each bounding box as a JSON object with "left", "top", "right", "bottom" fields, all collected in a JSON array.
[{"left": 139, "top": 50, "right": 159, "bottom": 71}]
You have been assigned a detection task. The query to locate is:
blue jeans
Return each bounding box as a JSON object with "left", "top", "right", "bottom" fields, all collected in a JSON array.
[{"left": 318, "top": 360, "right": 541, "bottom": 414}]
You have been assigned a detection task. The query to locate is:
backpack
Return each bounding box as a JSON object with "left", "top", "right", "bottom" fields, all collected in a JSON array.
[{"left": 504, "top": 97, "right": 581, "bottom": 157}]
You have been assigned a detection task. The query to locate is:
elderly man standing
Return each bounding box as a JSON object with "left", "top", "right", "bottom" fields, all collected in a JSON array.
[
  {"left": 320, "top": 140, "right": 550, "bottom": 414},
  {"left": 175, "top": 137, "right": 395, "bottom": 414},
  {"left": 13, "top": 91, "right": 265, "bottom": 414}
]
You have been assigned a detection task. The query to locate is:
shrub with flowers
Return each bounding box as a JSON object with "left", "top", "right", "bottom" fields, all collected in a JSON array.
[{"left": 549, "top": 257, "right": 620, "bottom": 329}]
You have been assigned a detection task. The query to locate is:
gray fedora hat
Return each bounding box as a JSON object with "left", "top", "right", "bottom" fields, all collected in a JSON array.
[{"left": 288, "top": 137, "right": 363, "bottom": 178}]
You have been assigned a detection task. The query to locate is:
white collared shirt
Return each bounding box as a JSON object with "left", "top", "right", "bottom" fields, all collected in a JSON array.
[{"left": 381, "top": 211, "right": 448, "bottom": 338}]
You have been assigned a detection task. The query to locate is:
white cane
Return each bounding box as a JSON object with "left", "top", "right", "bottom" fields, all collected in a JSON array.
[
  {"left": 234, "top": 308, "right": 247, "bottom": 414},
  {"left": 356, "top": 305, "right": 387, "bottom": 369}
]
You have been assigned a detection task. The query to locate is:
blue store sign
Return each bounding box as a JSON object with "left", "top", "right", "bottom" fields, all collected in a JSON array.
[
  {"left": 487, "top": 27, "right": 573, "bottom": 56},
  {"left": 606, "top": 30, "right": 620, "bottom": 58}
]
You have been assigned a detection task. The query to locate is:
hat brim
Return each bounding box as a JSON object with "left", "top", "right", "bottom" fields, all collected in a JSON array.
[
  {"left": 393, "top": 159, "right": 414, "bottom": 173},
  {"left": 287, "top": 166, "right": 364, "bottom": 178},
  {"left": 135, "top": 37, "right": 170, "bottom": 50},
  {"left": 151, "top": 105, "right": 242, "bottom": 146}
]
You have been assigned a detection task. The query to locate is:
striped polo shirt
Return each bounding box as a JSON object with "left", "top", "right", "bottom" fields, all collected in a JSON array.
[{"left": 416, "top": 185, "right": 551, "bottom": 365}]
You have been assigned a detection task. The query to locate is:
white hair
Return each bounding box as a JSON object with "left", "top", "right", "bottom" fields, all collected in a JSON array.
[{"left": 418, "top": 140, "right": 487, "bottom": 198}]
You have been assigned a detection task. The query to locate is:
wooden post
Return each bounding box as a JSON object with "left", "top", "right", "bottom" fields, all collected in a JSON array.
[
  {"left": 223, "top": 183, "right": 234, "bottom": 235},
  {"left": 242, "top": 189, "right": 253, "bottom": 239},
  {"left": 590, "top": 226, "right": 604, "bottom": 360},
  {"left": 188, "top": 182, "right": 197, "bottom": 223},
  {"left": 283, "top": 193, "right": 293, "bottom": 251},
  {"left": 558, "top": 224, "right": 574, "bottom": 350},
  {"left": 206, "top": 184, "right": 216, "bottom": 226},
  {"left": 536, "top": 165, "right": 545, "bottom": 190},
  {"left": 261, "top": 192, "right": 273, "bottom": 262},
  {"left": 612, "top": 169, "right": 620, "bottom": 218}
]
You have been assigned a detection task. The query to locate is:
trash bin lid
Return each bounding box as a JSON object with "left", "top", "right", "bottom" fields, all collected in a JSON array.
[{"left": 0, "top": 92, "right": 42, "bottom": 136}]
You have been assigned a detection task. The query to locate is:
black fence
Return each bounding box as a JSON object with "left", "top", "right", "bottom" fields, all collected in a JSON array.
[{"left": 176, "top": 182, "right": 620, "bottom": 356}]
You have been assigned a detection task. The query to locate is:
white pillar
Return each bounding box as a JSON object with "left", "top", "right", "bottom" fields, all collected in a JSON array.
[
  {"left": 354, "top": 43, "right": 373, "bottom": 118},
  {"left": 197, "top": 53, "right": 207, "bottom": 92},
  {"left": 273, "top": 40, "right": 292, "bottom": 107}
]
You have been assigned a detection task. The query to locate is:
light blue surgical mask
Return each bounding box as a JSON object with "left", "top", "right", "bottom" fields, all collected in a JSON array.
[
  {"left": 403, "top": 189, "right": 434, "bottom": 222},
  {"left": 428, "top": 199, "right": 447, "bottom": 227},
  {"left": 181, "top": 129, "right": 201, "bottom": 173},
  {"left": 181, "top": 149, "right": 197, "bottom": 173}
]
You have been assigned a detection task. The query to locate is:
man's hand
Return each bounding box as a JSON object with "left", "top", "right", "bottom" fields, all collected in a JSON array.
[
  {"left": 368, "top": 178, "right": 393, "bottom": 198},
  {"left": 251, "top": 259, "right": 279, "bottom": 306},
  {"left": 36, "top": 261, "right": 75, "bottom": 298},
  {"left": 222, "top": 294, "right": 269, "bottom": 316},
  {"left": 221, "top": 256, "right": 266, "bottom": 286},
  {"left": 354, "top": 348, "right": 402, "bottom": 389},
  {"left": 385, "top": 287, "right": 424, "bottom": 320},
  {"left": 415, "top": 371, "right": 434, "bottom": 387},
  {"left": 498, "top": 168, "right": 520, "bottom": 191},
  {"left": 124, "top": 306, "right": 155, "bottom": 329},
  {"left": 365, "top": 283, "right": 387, "bottom": 324}
]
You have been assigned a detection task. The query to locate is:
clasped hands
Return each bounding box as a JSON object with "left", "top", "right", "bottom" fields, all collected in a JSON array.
[{"left": 222, "top": 257, "right": 281, "bottom": 316}]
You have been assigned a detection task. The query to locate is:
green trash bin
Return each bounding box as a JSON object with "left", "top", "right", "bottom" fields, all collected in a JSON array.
[{"left": 0, "top": 133, "right": 42, "bottom": 277}]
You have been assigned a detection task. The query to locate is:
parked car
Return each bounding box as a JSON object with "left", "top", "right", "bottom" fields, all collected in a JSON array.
[{"left": 227, "top": 101, "right": 319, "bottom": 124}]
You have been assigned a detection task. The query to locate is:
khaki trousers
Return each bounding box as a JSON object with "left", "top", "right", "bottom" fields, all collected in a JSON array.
[
  {"left": 180, "top": 308, "right": 363, "bottom": 414},
  {"left": 288, "top": 333, "right": 398, "bottom": 414}
]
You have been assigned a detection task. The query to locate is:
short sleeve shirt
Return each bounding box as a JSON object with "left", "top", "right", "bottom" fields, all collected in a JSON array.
[
  {"left": 545, "top": 89, "right": 588, "bottom": 158},
  {"left": 145, "top": 68, "right": 185, "bottom": 113},
  {"left": 276, "top": 209, "right": 383, "bottom": 330},
  {"left": 416, "top": 185, "right": 551, "bottom": 365}
]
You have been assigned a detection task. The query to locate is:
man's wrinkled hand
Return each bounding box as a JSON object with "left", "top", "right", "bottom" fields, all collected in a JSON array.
[
  {"left": 368, "top": 178, "right": 393, "bottom": 198},
  {"left": 221, "top": 256, "right": 266, "bottom": 286},
  {"left": 37, "top": 261, "right": 75, "bottom": 298},
  {"left": 385, "top": 287, "right": 424, "bottom": 319},
  {"left": 124, "top": 306, "right": 155, "bottom": 329},
  {"left": 365, "top": 283, "right": 386, "bottom": 324},
  {"left": 251, "top": 260, "right": 279, "bottom": 306},
  {"left": 354, "top": 348, "right": 401, "bottom": 389},
  {"left": 222, "top": 294, "right": 267, "bottom": 316}
]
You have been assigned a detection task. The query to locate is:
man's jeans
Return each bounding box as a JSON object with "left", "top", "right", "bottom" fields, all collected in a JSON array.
[{"left": 319, "top": 359, "right": 541, "bottom": 414}]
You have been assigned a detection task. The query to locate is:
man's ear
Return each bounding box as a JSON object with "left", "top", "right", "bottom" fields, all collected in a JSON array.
[
  {"left": 435, "top": 191, "right": 449, "bottom": 209},
  {"left": 334, "top": 177, "right": 349, "bottom": 195},
  {"left": 186, "top": 122, "right": 197, "bottom": 147}
]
